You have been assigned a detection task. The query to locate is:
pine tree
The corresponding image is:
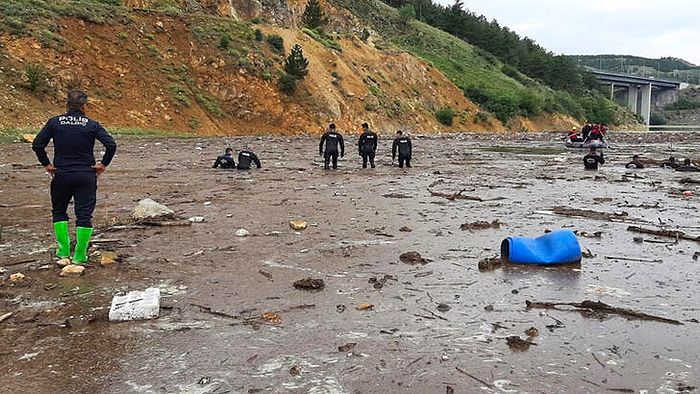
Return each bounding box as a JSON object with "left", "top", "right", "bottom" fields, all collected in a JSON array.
[
  {"left": 302, "top": 0, "right": 328, "bottom": 30},
  {"left": 284, "top": 44, "right": 309, "bottom": 79}
]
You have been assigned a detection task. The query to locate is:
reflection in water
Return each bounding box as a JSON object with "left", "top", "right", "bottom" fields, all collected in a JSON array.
[{"left": 501, "top": 263, "right": 582, "bottom": 290}]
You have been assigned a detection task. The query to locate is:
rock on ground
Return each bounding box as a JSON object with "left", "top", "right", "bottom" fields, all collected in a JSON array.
[
  {"left": 132, "top": 199, "right": 174, "bottom": 220},
  {"left": 109, "top": 288, "right": 161, "bottom": 322}
]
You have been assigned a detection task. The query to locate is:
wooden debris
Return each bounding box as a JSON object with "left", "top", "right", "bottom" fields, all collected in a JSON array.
[
  {"left": 455, "top": 367, "right": 494, "bottom": 389},
  {"left": 141, "top": 219, "right": 192, "bottom": 227},
  {"left": 460, "top": 220, "right": 501, "bottom": 231},
  {"left": 627, "top": 226, "right": 700, "bottom": 242},
  {"left": 552, "top": 207, "right": 630, "bottom": 222},
  {"left": 526, "top": 300, "right": 683, "bottom": 325},
  {"left": 0, "top": 312, "right": 14, "bottom": 324}
]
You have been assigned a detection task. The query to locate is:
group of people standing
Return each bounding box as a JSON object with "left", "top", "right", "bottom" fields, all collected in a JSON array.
[{"left": 318, "top": 123, "right": 413, "bottom": 170}]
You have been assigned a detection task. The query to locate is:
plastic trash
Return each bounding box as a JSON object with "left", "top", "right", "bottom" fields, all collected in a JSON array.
[
  {"left": 501, "top": 230, "right": 581, "bottom": 265},
  {"left": 109, "top": 288, "right": 161, "bottom": 322}
]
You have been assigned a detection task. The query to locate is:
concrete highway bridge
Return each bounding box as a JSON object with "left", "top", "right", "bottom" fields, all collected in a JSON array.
[{"left": 591, "top": 70, "right": 682, "bottom": 125}]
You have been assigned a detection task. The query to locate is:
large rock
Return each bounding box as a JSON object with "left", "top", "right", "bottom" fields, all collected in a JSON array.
[
  {"left": 132, "top": 199, "right": 174, "bottom": 220},
  {"left": 109, "top": 288, "right": 161, "bottom": 322},
  {"left": 60, "top": 265, "right": 85, "bottom": 277}
]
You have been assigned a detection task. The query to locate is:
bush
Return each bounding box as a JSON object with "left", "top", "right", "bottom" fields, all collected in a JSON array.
[
  {"left": 519, "top": 91, "right": 544, "bottom": 116},
  {"left": 360, "top": 28, "right": 370, "bottom": 42},
  {"left": 279, "top": 73, "right": 298, "bottom": 94},
  {"left": 219, "top": 35, "right": 230, "bottom": 49},
  {"left": 267, "top": 35, "right": 284, "bottom": 53},
  {"left": 24, "top": 63, "right": 51, "bottom": 93},
  {"left": 254, "top": 29, "right": 264, "bottom": 42},
  {"left": 398, "top": 4, "right": 416, "bottom": 26},
  {"left": 436, "top": 106, "right": 455, "bottom": 126},
  {"left": 302, "top": 0, "right": 328, "bottom": 29},
  {"left": 665, "top": 97, "right": 700, "bottom": 111},
  {"left": 303, "top": 28, "right": 342, "bottom": 52},
  {"left": 649, "top": 113, "right": 668, "bottom": 125}
]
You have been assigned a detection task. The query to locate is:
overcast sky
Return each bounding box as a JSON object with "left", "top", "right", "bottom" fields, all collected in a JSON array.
[{"left": 434, "top": 0, "right": 700, "bottom": 65}]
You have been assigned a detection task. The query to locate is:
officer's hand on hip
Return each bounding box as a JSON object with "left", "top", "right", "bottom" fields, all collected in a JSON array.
[
  {"left": 93, "top": 162, "right": 107, "bottom": 177},
  {"left": 45, "top": 164, "right": 56, "bottom": 176}
]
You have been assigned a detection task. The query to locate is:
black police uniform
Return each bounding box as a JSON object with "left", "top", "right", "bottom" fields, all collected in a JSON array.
[
  {"left": 32, "top": 110, "right": 117, "bottom": 228},
  {"left": 392, "top": 136, "right": 412, "bottom": 168},
  {"left": 319, "top": 130, "right": 345, "bottom": 170},
  {"left": 213, "top": 154, "right": 236, "bottom": 169},
  {"left": 237, "top": 150, "right": 261, "bottom": 170},
  {"left": 583, "top": 152, "right": 605, "bottom": 170},
  {"left": 358, "top": 130, "right": 378, "bottom": 168}
]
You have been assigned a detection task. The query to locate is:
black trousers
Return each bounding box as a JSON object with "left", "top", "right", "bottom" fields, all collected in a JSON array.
[
  {"left": 51, "top": 171, "right": 97, "bottom": 228},
  {"left": 324, "top": 151, "right": 339, "bottom": 169},
  {"left": 398, "top": 155, "right": 411, "bottom": 168},
  {"left": 361, "top": 151, "right": 376, "bottom": 168}
]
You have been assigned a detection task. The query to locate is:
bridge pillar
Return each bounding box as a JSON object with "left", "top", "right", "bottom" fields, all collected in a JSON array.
[
  {"left": 610, "top": 83, "right": 615, "bottom": 101},
  {"left": 640, "top": 83, "right": 652, "bottom": 125},
  {"left": 628, "top": 85, "right": 638, "bottom": 113}
]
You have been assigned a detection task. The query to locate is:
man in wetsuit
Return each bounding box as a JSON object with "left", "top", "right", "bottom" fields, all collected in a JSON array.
[
  {"left": 237, "top": 149, "right": 261, "bottom": 170},
  {"left": 661, "top": 156, "right": 680, "bottom": 169},
  {"left": 32, "top": 90, "right": 117, "bottom": 265},
  {"left": 583, "top": 147, "right": 605, "bottom": 170},
  {"left": 357, "top": 122, "right": 378, "bottom": 169},
  {"left": 626, "top": 154, "right": 644, "bottom": 169},
  {"left": 213, "top": 148, "right": 236, "bottom": 169},
  {"left": 392, "top": 130, "right": 412, "bottom": 168},
  {"left": 319, "top": 123, "right": 345, "bottom": 170},
  {"left": 676, "top": 158, "right": 700, "bottom": 172}
]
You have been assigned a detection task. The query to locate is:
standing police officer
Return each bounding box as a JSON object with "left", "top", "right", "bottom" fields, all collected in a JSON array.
[
  {"left": 357, "top": 122, "right": 378, "bottom": 169},
  {"left": 32, "top": 90, "right": 117, "bottom": 265},
  {"left": 392, "top": 130, "right": 412, "bottom": 168},
  {"left": 319, "top": 123, "right": 345, "bottom": 170}
]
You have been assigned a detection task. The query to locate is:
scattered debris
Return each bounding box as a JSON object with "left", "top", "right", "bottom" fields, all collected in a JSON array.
[
  {"left": 132, "top": 198, "right": 174, "bottom": 220},
  {"left": 506, "top": 335, "right": 536, "bottom": 351},
  {"left": 382, "top": 193, "right": 412, "bottom": 199},
  {"left": 188, "top": 216, "right": 206, "bottom": 223},
  {"left": 455, "top": 367, "right": 494, "bottom": 389},
  {"left": 679, "top": 178, "right": 700, "bottom": 185},
  {"left": 293, "top": 278, "right": 325, "bottom": 291},
  {"left": 526, "top": 300, "right": 683, "bottom": 325},
  {"left": 400, "top": 251, "right": 428, "bottom": 265},
  {"left": 356, "top": 303, "right": 374, "bottom": 311},
  {"left": 552, "top": 207, "right": 630, "bottom": 222},
  {"left": 60, "top": 265, "right": 86, "bottom": 277},
  {"left": 627, "top": 226, "right": 700, "bottom": 242},
  {"left": 0, "top": 312, "right": 14, "bottom": 324},
  {"left": 100, "top": 252, "right": 119, "bottom": 266},
  {"left": 22, "top": 134, "right": 35, "bottom": 143},
  {"left": 109, "top": 288, "right": 161, "bottom": 322},
  {"left": 336, "top": 305, "right": 346, "bottom": 313},
  {"left": 581, "top": 248, "right": 595, "bottom": 258},
  {"left": 289, "top": 365, "right": 302, "bottom": 376},
  {"left": 368, "top": 275, "right": 395, "bottom": 290},
  {"left": 478, "top": 256, "right": 502, "bottom": 271},
  {"left": 235, "top": 229, "right": 251, "bottom": 237},
  {"left": 338, "top": 342, "right": 357, "bottom": 352},
  {"left": 289, "top": 220, "right": 308, "bottom": 231},
  {"left": 604, "top": 255, "right": 663, "bottom": 263},
  {"left": 460, "top": 220, "right": 501, "bottom": 231},
  {"left": 525, "top": 327, "right": 540, "bottom": 337},
  {"left": 55, "top": 258, "right": 71, "bottom": 267},
  {"left": 484, "top": 305, "right": 494, "bottom": 311},
  {"left": 399, "top": 226, "right": 413, "bottom": 232},
  {"left": 428, "top": 183, "right": 506, "bottom": 202},
  {"left": 261, "top": 312, "right": 281, "bottom": 324},
  {"left": 258, "top": 269, "right": 273, "bottom": 281},
  {"left": 365, "top": 228, "right": 395, "bottom": 237}
]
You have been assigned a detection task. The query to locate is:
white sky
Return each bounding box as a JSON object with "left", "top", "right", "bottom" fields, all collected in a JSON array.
[{"left": 434, "top": 0, "right": 700, "bottom": 65}]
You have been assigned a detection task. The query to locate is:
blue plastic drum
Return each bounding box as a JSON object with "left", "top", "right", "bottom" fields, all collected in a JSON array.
[{"left": 501, "top": 230, "right": 582, "bottom": 265}]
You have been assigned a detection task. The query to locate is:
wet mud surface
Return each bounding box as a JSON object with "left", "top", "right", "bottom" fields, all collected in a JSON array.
[{"left": 1, "top": 133, "right": 700, "bottom": 393}]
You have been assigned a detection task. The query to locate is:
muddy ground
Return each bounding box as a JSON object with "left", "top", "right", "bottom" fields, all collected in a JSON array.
[{"left": 1, "top": 132, "right": 699, "bottom": 394}]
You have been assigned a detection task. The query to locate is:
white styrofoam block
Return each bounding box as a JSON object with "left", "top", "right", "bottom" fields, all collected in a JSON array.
[{"left": 109, "top": 288, "right": 161, "bottom": 322}]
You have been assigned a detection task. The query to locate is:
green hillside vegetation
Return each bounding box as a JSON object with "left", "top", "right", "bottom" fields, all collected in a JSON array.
[
  {"left": 334, "top": 0, "right": 617, "bottom": 123},
  {"left": 571, "top": 55, "right": 700, "bottom": 85}
]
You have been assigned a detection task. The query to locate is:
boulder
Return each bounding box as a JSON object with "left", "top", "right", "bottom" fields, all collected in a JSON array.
[{"left": 289, "top": 220, "right": 308, "bottom": 231}]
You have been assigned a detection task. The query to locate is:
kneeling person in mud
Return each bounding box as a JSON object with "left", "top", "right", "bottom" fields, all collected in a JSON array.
[
  {"left": 319, "top": 123, "right": 345, "bottom": 170},
  {"left": 213, "top": 148, "right": 236, "bottom": 169},
  {"left": 358, "top": 122, "right": 378, "bottom": 169},
  {"left": 392, "top": 130, "right": 412, "bottom": 168},
  {"left": 583, "top": 147, "right": 605, "bottom": 170},
  {"left": 32, "top": 90, "right": 117, "bottom": 265},
  {"left": 237, "top": 149, "right": 261, "bottom": 170}
]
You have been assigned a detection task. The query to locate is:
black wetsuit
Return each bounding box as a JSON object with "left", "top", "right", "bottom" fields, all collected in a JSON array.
[
  {"left": 392, "top": 136, "right": 412, "bottom": 168},
  {"left": 319, "top": 130, "right": 345, "bottom": 169},
  {"left": 32, "top": 110, "right": 117, "bottom": 228},
  {"left": 625, "top": 160, "right": 644, "bottom": 169},
  {"left": 583, "top": 152, "right": 605, "bottom": 170},
  {"left": 676, "top": 166, "right": 700, "bottom": 172},
  {"left": 358, "top": 131, "right": 378, "bottom": 168},
  {"left": 661, "top": 161, "right": 680, "bottom": 169},
  {"left": 237, "top": 150, "right": 261, "bottom": 170},
  {"left": 581, "top": 125, "right": 592, "bottom": 140},
  {"left": 213, "top": 154, "right": 236, "bottom": 169}
]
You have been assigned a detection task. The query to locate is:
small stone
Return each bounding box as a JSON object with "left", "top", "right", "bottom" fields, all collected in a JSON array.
[
  {"left": 21, "top": 134, "right": 35, "bottom": 143},
  {"left": 188, "top": 216, "right": 206, "bottom": 223},
  {"left": 132, "top": 198, "right": 174, "bottom": 220},
  {"left": 10, "top": 273, "right": 26, "bottom": 282},
  {"left": 56, "top": 258, "right": 71, "bottom": 267},
  {"left": 441, "top": 354, "right": 449, "bottom": 361},
  {"left": 261, "top": 312, "right": 281, "bottom": 324},
  {"left": 289, "top": 365, "right": 302, "bottom": 376},
  {"left": 633, "top": 237, "right": 644, "bottom": 243},
  {"left": 338, "top": 342, "right": 357, "bottom": 352},
  {"left": 400, "top": 251, "right": 427, "bottom": 265},
  {"left": 100, "top": 252, "right": 119, "bottom": 266},
  {"left": 289, "top": 220, "right": 308, "bottom": 231},
  {"left": 399, "top": 226, "right": 412, "bottom": 232},
  {"left": 525, "top": 327, "right": 540, "bottom": 337},
  {"left": 60, "top": 265, "right": 85, "bottom": 277},
  {"left": 356, "top": 303, "right": 374, "bottom": 311},
  {"left": 484, "top": 304, "right": 494, "bottom": 311},
  {"left": 235, "top": 229, "right": 250, "bottom": 237},
  {"left": 294, "top": 278, "right": 325, "bottom": 291},
  {"left": 436, "top": 303, "right": 451, "bottom": 312}
]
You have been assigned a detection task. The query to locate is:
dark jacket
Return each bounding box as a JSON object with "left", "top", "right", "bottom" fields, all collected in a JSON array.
[
  {"left": 320, "top": 130, "right": 345, "bottom": 156},
  {"left": 237, "top": 150, "right": 261, "bottom": 170},
  {"left": 583, "top": 152, "right": 605, "bottom": 170},
  {"left": 358, "top": 131, "right": 378, "bottom": 154},
  {"left": 213, "top": 154, "right": 236, "bottom": 169},
  {"left": 32, "top": 109, "right": 117, "bottom": 173},
  {"left": 392, "top": 136, "right": 412, "bottom": 159}
]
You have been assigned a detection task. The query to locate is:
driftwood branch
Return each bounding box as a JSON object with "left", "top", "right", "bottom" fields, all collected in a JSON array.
[
  {"left": 627, "top": 226, "right": 700, "bottom": 242},
  {"left": 526, "top": 300, "right": 683, "bottom": 325}
]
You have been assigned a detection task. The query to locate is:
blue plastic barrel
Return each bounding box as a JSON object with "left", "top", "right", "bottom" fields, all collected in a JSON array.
[{"left": 501, "top": 230, "right": 582, "bottom": 265}]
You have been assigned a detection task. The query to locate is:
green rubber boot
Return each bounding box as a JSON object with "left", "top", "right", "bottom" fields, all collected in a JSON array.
[
  {"left": 53, "top": 221, "right": 70, "bottom": 259},
  {"left": 72, "top": 227, "right": 94, "bottom": 265}
]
